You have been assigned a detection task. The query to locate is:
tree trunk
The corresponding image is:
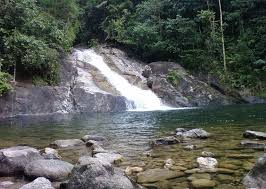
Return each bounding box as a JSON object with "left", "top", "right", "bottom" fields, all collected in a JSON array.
[{"left": 218, "top": 0, "right": 227, "bottom": 77}]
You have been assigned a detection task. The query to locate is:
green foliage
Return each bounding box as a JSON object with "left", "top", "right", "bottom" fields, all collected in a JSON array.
[
  {"left": 167, "top": 71, "right": 181, "bottom": 86},
  {"left": 0, "top": 72, "right": 12, "bottom": 96},
  {"left": 0, "top": 0, "right": 79, "bottom": 86},
  {"left": 80, "top": 0, "right": 266, "bottom": 93}
]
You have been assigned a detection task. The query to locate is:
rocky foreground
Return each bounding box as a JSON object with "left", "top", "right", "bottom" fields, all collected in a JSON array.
[{"left": 0, "top": 129, "right": 265, "bottom": 189}]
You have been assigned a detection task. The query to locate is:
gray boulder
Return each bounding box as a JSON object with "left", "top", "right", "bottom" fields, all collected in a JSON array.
[
  {"left": 176, "top": 128, "right": 210, "bottom": 139},
  {"left": 42, "top": 148, "right": 61, "bottom": 160},
  {"left": 50, "top": 139, "right": 84, "bottom": 148},
  {"left": 20, "top": 177, "right": 54, "bottom": 189},
  {"left": 25, "top": 159, "right": 74, "bottom": 181},
  {"left": 67, "top": 157, "right": 138, "bottom": 189},
  {"left": 0, "top": 146, "right": 43, "bottom": 176},
  {"left": 243, "top": 153, "right": 266, "bottom": 189},
  {"left": 93, "top": 153, "right": 123, "bottom": 164},
  {"left": 243, "top": 130, "right": 266, "bottom": 140}
]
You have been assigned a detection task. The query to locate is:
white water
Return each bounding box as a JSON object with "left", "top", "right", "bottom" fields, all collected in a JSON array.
[{"left": 74, "top": 49, "right": 173, "bottom": 111}]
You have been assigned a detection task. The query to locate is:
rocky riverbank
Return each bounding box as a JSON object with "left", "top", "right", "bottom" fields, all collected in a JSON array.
[
  {"left": 1, "top": 46, "right": 264, "bottom": 118},
  {"left": 0, "top": 128, "right": 265, "bottom": 189}
]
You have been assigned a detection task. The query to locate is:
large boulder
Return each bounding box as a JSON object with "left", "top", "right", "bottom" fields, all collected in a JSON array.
[
  {"left": 67, "top": 157, "right": 138, "bottom": 189},
  {"left": 19, "top": 177, "right": 54, "bottom": 189},
  {"left": 42, "top": 148, "right": 61, "bottom": 160},
  {"left": 50, "top": 139, "right": 84, "bottom": 148},
  {"left": 243, "top": 130, "right": 266, "bottom": 140},
  {"left": 25, "top": 159, "right": 74, "bottom": 181},
  {"left": 93, "top": 153, "right": 123, "bottom": 164},
  {"left": 243, "top": 153, "right": 266, "bottom": 189},
  {"left": 0, "top": 146, "right": 43, "bottom": 176}
]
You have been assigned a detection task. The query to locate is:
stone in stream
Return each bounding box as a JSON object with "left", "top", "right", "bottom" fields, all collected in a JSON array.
[
  {"left": 81, "top": 135, "right": 107, "bottom": 142},
  {"left": 201, "top": 151, "right": 215, "bottom": 157},
  {"left": 42, "top": 148, "right": 61, "bottom": 160},
  {"left": 151, "top": 136, "right": 180, "bottom": 146},
  {"left": 187, "top": 173, "right": 211, "bottom": 181},
  {"left": 0, "top": 181, "right": 15, "bottom": 188},
  {"left": 164, "top": 159, "right": 175, "bottom": 169},
  {"left": 184, "top": 145, "right": 197, "bottom": 151},
  {"left": 0, "top": 146, "right": 43, "bottom": 176},
  {"left": 93, "top": 152, "right": 123, "bottom": 164},
  {"left": 176, "top": 128, "right": 211, "bottom": 139},
  {"left": 137, "top": 168, "right": 185, "bottom": 183},
  {"left": 125, "top": 167, "right": 144, "bottom": 176},
  {"left": 19, "top": 177, "right": 54, "bottom": 189},
  {"left": 50, "top": 139, "right": 84, "bottom": 148},
  {"left": 25, "top": 159, "right": 74, "bottom": 181},
  {"left": 243, "top": 153, "right": 266, "bottom": 189},
  {"left": 240, "top": 140, "right": 266, "bottom": 150},
  {"left": 191, "top": 179, "right": 216, "bottom": 188},
  {"left": 197, "top": 157, "right": 218, "bottom": 169},
  {"left": 67, "top": 157, "right": 138, "bottom": 189},
  {"left": 243, "top": 130, "right": 266, "bottom": 140}
]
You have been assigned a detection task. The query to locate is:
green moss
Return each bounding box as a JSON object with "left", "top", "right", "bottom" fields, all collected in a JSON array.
[{"left": 0, "top": 72, "right": 13, "bottom": 96}]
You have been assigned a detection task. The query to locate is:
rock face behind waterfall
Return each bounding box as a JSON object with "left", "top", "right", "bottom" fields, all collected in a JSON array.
[
  {"left": 0, "top": 50, "right": 128, "bottom": 118},
  {"left": 0, "top": 46, "right": 247, "bottom": 118},
  {"left": 143, "top": 62, "right": 246, "bottom": 106}
]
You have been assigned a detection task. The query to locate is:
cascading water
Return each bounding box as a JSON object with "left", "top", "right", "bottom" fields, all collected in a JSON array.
[{"left": 74, "top": 49, "right": 173, "bottom": 111}]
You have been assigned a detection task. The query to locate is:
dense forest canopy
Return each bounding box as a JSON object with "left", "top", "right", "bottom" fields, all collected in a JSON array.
[{"left": 0, "top": 0, "right": 265, "bottom": 96}]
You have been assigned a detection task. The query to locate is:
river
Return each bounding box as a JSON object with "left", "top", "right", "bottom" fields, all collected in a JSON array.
[{"left": 0, "top": 103, "right": 265, "bottom": 188}]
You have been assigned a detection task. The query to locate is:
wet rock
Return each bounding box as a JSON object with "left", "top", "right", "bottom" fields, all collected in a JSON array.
[
  {"left": 137, "top": 168, "right": 185, "bottom": 183},
  {"left": 243, "top": 130, "right": 266, "bottom": 140},
  {"left": 184, "top": 145, "right": 197, "bottom": 151},
  {"left": 142, "top": 65, "right": 152, "bottom": 78},
  {"left": 201, "top": 151, "right": 215, "bottom": 157},
  {"left": 240, "top": 140, "right": 265, "bottom": 150},
  {"left": 164, "top": 159, "right": 175, "bottom": 169},
  {"left": 42, "top": 148, "right": 61, "bottom": 160},
  {"left": 243, "top": 153, "right": 266, "bottom": 189},
  {"left": 151, "top": 136, "right": 180, "bottom": 146},
  {"left": 19, "top": 177, "right": 54, "bottom": 189},
  {"left": 125, "top": 167, "right": 144, "bottom": 176},
  {"left": 67, "top": 157, "right": 137, "bottom": 189},
  {"left": 197, "top": 157, "right": 218, "bottom": 169},
  {"left": 176, "top": 128, "right": 187, "bottom": 133},
  {"left": 0, "top": 146, "right": 43, "bottom": 176},
  {"left": 50, "top": 139, "right": 84, "bottom": 148},
  {"left": 219, "top": 163, "right": 239, "bottom": 170},
  {"left": 191, "top": 179, "right": 216, "bottom": 188},
  {"left": 81, "top": 135, "right": 107, "bottom": 142},
  {"left": 25, "top": 159, "right": 74, "bottom": 181},
  {"left": 93, "top": 152, "right": 123, "bottom": 164},
  {"left": 91, "top": 144, "right": 109, "bottom": 154},
  {"left": 176, "top": 128, "right": 210, "bottom": 139}
]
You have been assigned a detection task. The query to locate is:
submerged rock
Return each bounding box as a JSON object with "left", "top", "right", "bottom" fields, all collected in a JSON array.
[
  {"left": 67, "top": 157, "right": 137, "bottom": 189},
  {"left": 197, "top": 157, "right": 218, "bottom": 169},
  {"left": 240, "top": 140, "right": 266, "bottom": 150},
  {"left": 184, "top": 145, "right": 197, "bottom": 151},
  {"left": 176, "top": 128, "right": 210, "bottom": 139},
  {"left": 243, "top": 130, "right": 266, "bottom": 140},
  {"left": 151, "top": 136, "right": 180, "bottom": 146},
  {"left": 25, "top": 159, "right": 74, "bottom": 181},
  {"left": 0, "top": 146, "right": 43, "bottom": 176},
  {"left": 191, "top": 179, "right": 216, "bottom": 188},
  {"left": 50, "top": 139, "right": 84, "bottom": 148},
  {"left": 137, "top": 168, "right": 185, "bottom": 183},
  {"left": 243, "top": 153, "right": 266, "bottom": 189},
  {"left": 19, "top": 177, "right": 54, "bottom": 189}
]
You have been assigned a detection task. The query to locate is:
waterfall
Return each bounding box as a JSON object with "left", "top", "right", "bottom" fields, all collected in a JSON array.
[{"left": 74, "top": 49, "right": 173, "bottom": 111}]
